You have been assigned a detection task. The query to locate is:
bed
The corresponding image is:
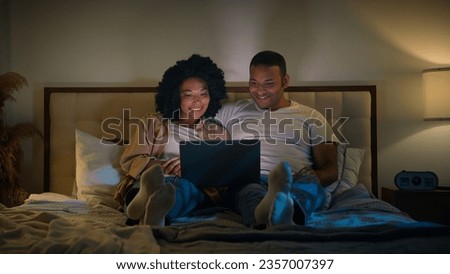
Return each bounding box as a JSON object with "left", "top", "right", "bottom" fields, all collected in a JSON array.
[{"left": 1, "top": 85, "right": 450, "bottom": 254}]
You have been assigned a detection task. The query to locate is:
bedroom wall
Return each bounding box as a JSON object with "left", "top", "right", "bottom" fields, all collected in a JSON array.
[
  {"left": 3, "top": 0, "right": 450, "bottom": 195},
  {"left": 0, "top": 0, "right": 9, "bottom": 72}
]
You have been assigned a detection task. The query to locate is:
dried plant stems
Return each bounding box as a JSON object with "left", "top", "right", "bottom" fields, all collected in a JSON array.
[{"left": 0, "top": 72, "right": 42, "bottom": 207}]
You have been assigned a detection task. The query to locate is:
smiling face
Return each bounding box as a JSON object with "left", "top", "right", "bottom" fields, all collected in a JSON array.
[
  {"left": 249, "top": 65, "right": 290, "bottom": 111},
  {"left": 178, "top": 77, "right": 210, "bottom": 125}
]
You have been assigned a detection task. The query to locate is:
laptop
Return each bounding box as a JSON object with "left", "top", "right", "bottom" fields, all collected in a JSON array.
[{"left": 179, "top": 139, "right": 260, "bottom": 187}]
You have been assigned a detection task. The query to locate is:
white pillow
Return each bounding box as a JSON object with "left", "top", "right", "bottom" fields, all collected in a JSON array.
[
  {"left": 324, "top": 146, "right": 365, "bottom": 208},
  {"left": 336, "top": 147, "right": 365, "bottom": 194},
  {"left": 323, "top": 144, "right": 346, "bottom": 206},
  {"left": 75, "top": 129, "right": 124, "bottom": 209}
]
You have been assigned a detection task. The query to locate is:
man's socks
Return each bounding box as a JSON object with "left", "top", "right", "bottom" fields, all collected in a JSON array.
[{"left": 255, "top": 161, "right": 293, "bottom": 224}]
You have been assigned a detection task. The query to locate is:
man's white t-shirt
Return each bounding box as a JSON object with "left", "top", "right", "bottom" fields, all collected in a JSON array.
[{"left": 215, "top": 99, "right": 335, "bottom": 175}]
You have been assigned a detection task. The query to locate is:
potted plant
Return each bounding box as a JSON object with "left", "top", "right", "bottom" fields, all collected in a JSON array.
[{"left": 0, "top": 72, "right": 42, "bottom": 207}]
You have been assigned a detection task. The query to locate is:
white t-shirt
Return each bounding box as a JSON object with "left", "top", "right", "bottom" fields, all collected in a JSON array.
[
  {"left": 163, "top": 122, "right": 201, "bottom": 160},
  {"left": 215, "top": 99, "right": 335, "bottom": 175}
]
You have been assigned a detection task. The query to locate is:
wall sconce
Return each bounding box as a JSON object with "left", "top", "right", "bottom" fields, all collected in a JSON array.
[{"left": 422, "top": 67, "right": 450, "bottom": 121}]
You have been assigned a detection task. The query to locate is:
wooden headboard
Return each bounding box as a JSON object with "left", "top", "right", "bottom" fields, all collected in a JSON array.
[{"left": 44, "top": 85, "right": 378, "bottom": 197}]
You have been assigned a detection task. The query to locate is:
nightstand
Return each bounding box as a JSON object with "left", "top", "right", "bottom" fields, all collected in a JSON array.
[{"left": 381, "top": 187, "right": 450, "bottom": 225}]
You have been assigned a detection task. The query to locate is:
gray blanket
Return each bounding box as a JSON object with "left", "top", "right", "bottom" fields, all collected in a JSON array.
[{"left": 153, "top": 184, "right": 450, "bottom": 253}]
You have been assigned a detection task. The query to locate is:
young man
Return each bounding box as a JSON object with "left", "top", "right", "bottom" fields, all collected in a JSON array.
[{"left": 216, "top": 50, "right": 338, "bottom": 227}]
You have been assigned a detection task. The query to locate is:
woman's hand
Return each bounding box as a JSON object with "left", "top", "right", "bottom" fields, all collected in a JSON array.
[{"left": 161, "top": 156, "right": 181, "bottom": 177}]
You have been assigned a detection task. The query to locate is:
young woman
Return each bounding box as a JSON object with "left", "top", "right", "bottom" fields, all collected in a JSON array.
[{"left": 114, "top": 54, "right": 229, "bottom": 226}]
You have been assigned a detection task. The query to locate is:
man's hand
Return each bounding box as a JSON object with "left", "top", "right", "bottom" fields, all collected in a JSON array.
[{"left": 293, "top": 166, "right": 320, "bottom": 184}]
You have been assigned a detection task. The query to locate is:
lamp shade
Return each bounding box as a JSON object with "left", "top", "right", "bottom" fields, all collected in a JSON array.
[{"left": 422, "top": 67, "right": 450, "bottom": 121}]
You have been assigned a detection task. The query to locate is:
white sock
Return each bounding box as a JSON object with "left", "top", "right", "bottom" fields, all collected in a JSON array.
[
  {"left": 268, "top": 192, "right": 294, "bottom": 227},
  {"left": 255, "top": 161, "right": 292, "bottom": 224},
  {"left": 126, "top": 165, "right": 164, "bottom": 220},
  {"left": 143, "top": 184, "right": 176, "bottom": 226}
]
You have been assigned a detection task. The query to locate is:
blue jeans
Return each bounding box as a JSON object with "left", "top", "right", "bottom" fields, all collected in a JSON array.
[
  {"left": 165, "top": 176, "right": 211, "bottom": 219},
  {"left": 223, "top": 175, "right": 325, "bottom": 227},
  {"left": 124, "top": 176, "right": 211, "bottom": 222},
  {"left": 125, "top": 174, "right": 325, "bottom": 227}
]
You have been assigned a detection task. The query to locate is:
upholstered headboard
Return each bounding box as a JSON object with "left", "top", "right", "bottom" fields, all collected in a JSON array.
[{"left": 44, "top": 86, "right": 377, "bottom": 197}]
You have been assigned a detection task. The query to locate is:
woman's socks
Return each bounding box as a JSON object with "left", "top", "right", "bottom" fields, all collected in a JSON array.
[
  {"left": 143, "top": 184, "right": 176, "bottom": 226},
  {"left": 126, "top": 165, "right": 165, "bottom": 220},
  {"left": 255, "top": 161, "right": 293, "bottom": 224}
]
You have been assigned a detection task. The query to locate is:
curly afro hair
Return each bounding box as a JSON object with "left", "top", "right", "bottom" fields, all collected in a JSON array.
[{"left": 155, "top": 54, "right": 227, "bottom": 120}]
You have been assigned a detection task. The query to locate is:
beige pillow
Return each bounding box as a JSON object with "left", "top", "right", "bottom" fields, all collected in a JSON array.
[
  {"left": 324, "top": 146, "right": 365, "bottom": 208},
  {"left": 75, "top": 129, "right": 124, "bottom": 209},
  {"left": 336, "top": 147, "right": 365, "bottom": 194}
]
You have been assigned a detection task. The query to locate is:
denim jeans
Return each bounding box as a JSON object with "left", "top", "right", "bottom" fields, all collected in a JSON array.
[
  {"left": 165, "top": 176, "right": 211, "bottom": 219},
  {"left": 125, "top": 174, "right": 325, "bottom": 227},
  {"left": 223, "top": 175, "right": 325, "bottom": 227},
  {"left": 124, "top": 176, "right": 210, "bottom": 222}
]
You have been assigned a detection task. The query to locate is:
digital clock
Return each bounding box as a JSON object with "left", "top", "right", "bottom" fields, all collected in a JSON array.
[{"left": 394, "top": 170, "right": 439, "bottom": 190}]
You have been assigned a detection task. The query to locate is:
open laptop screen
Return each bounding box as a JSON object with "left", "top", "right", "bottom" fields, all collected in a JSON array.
[{"left": 179, "top": 139, "right": 260, "bottom": 187}]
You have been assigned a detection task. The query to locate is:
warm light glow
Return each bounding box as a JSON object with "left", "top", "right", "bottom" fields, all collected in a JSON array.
[
  {"left": 423, "top": 68, "right": 450, "bottom": 121},
  {"left": 349, "top": 1, "right": 450, "bottom": 65}
]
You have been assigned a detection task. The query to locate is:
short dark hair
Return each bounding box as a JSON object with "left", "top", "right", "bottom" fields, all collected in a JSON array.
[
  {"left": 249, "top": 50, "right": 287, "bottom": 77},
  {"left": 155, "top": 54, "right": 227, "bottom": 120}
]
